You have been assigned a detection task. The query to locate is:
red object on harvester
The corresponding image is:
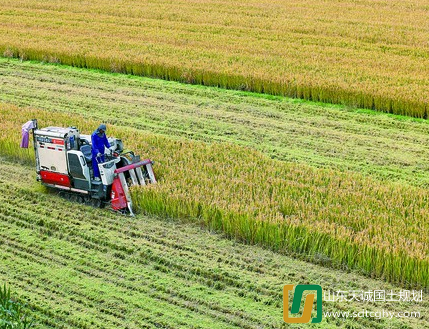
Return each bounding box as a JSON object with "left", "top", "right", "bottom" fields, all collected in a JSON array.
[
  {"left": 115, "top": 159, "right": 153, "bottom": 174},
  {"left": 111, "top": 176, "right": 127, "bottom": 211},
  {"left": 40, "top": 170, "right": 71, "bottom": 187},
  {"left": 110, "top": 159, "right": 156, "bottom": 215}
]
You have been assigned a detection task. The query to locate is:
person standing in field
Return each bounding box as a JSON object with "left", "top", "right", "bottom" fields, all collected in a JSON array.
[{"left": 91, "top": 124, "right": 110, "bottom": 181}]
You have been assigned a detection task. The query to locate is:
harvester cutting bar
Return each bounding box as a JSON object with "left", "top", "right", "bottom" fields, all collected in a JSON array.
[{"left": 111, "top": 159, "right": 156, "bottom": 216}]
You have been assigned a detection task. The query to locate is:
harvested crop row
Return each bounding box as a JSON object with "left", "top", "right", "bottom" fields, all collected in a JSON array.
[
  {"left": 2, "top": 59, "right": 429, "bottom": 187},
  {"left": 0, "top": 185, "right": 275, "bottom": 328},
  {"left": 0, "top": 0, "right": 428, "bottom": 116},
  {"left": 0, "top": 198, "right": 283, "bottom": 320},
  {"left": 1, "top": 104, "right": 428, "bottom": 288},
  {"left": 1, "top": 159, "right": 428, "bottom": 328}
]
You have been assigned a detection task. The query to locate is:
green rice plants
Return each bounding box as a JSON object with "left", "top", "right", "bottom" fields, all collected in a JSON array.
[{"left": 0, "top": 284, "right": 34, "bottom": 329}]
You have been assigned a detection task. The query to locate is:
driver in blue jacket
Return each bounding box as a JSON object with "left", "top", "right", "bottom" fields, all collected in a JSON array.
[{"left": 91, "top": 124, "right": 111, "bottom": 180}]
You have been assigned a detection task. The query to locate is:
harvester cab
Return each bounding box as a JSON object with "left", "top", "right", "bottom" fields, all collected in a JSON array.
[{"left": 22, "top": 119, "right": 156, "bottom": 215}]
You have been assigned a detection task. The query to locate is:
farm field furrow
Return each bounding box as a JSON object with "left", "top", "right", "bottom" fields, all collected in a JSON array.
[
  {"left": 1, "top": 159, "right": 428, "bottom": 328},
  {"left": 2, "top": 59, "right": 429, "bottom": 187},
  {"left": 0, "top": 0, "right": 429, "bottom": 116},
  {"left": 1, "top": 104, "right": 429, "bottom": 288}
]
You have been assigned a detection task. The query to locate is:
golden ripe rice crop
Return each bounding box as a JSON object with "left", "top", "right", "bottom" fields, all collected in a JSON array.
[
  {"left": 1, "top": 104, "right": 428, "bottom": 288},
  {"left": 0, "top": 0, "right": 428, "bottom": 117}
]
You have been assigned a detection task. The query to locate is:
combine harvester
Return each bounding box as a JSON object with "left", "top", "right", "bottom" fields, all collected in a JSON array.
[{"left": 21, "top": 119, "right": 156, "bottom": 215}]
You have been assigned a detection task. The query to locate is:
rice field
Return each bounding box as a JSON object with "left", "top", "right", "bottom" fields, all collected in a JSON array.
[
  {"left": 0, "top": 0, "right": 428, "bottom": 116},
  {"left": 1, "top": 1, "right": 428, "bottom": 326},
  {"left": 2, "top": 58, "right": 429, "bottom": 188},
  {"left": 1, "top": 158, "right": 428, "bottom": 328},
  {"left": 1, "top": 103, "right": 429, "bottom": 289}
]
